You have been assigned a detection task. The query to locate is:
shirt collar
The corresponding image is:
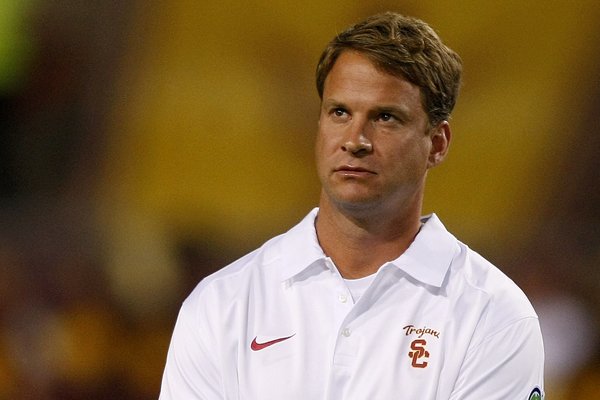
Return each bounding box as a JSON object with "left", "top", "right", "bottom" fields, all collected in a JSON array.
[
  {"left": 388, "top": 213, "right": 458, "bottom": 287},
  {"left": 278, "top": 209, "right": 458, "bottom": 287},
  {"left": 278, "top": 208, "right": 327, "bottom": 282}
]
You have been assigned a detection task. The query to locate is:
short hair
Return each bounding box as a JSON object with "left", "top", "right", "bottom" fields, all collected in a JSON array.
[{"left": 316, "top": 12, "right": 463, "bottom": 125}]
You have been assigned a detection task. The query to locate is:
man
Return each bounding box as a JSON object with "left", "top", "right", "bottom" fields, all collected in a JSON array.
[{"left": 160, "top": 12, "right": 544, "bottom": 399}]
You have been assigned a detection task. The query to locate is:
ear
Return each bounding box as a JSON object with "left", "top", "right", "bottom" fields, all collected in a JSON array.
[{"left": 427, "top": 121, "right": 451, "bottom": 169}]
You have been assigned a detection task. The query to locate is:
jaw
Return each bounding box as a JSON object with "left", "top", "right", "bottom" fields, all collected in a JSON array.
[{"left": 318, "top": 176, "right": 427, "bottom": 224}]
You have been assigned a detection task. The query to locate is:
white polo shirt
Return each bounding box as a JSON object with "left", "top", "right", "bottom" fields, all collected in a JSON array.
[{"left": 160, "top": 209, "right": 544, "bottom": 399}]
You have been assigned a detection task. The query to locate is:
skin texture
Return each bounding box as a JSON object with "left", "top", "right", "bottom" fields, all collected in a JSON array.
[{"left": 315, "top": 50, "right": 451, "bottom": 278}]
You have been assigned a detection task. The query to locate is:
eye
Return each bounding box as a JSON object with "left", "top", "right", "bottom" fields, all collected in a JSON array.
[
  {"left": 329, "top": 107, "right": 350, "bottom": 122},
  {"left": 378, "top": 112, "right": 395, "bottom": 122},
  {"left": 333, "top": 108, "right": 347, "bottom": 117}
]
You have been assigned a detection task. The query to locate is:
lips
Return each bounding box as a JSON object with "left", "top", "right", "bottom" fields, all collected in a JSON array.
[{"left": 334, "top": 165, "right": 376, "bottom": 176}]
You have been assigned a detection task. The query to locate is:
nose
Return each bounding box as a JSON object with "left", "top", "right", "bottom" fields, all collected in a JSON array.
[
  {"left": 341, "top": 121, "right": 373, "bottom": 155},
  {"left": 342, "top": 138, "right": 373, "bottom": 154}
]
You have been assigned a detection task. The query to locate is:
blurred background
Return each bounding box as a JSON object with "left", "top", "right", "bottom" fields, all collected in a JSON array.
[{"left": 1, "top": 0, "right": 599, "bottom": 398}]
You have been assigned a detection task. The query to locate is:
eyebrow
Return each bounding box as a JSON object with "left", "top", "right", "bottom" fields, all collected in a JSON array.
[
  {"left": 321, "top": 98, "right": 416, "bottom": 122},
  {"left": 321, "top": 99, "right": 346, "bottom": 109},
  {"left": 372, "top": 105, "right": 412, "bottom": 119}
]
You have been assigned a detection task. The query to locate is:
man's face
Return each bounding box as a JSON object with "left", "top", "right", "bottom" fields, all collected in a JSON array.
[{"left": 316, "top": 50, "right": 444, "bottom": 214}]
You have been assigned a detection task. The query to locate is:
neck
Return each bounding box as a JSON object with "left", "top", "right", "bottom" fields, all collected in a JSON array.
[{"left": 315, "top": 195, "right": 423, "bottom": 279}]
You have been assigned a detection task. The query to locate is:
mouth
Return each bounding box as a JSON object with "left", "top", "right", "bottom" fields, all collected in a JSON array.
[{"left": 334, "top": 165, "right": 376, "bottom": 177}]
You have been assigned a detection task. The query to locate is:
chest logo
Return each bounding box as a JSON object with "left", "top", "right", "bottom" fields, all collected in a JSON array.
[
  {"left": 408, "top": 339, "right": 430, "bottom": 368},
  {"left": 403, "top": 324, "right": 440, "bottom": 339},
  {"left": 250, "top": 334, "right": 295, "bottom": 351},
  {"left": 403, "top": 324, "right": 440, "bottom": 369}
]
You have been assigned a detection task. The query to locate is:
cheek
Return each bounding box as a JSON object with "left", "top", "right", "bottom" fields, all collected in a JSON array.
[
  {"left": 315, "top": 125, "right": 336, "bottom": 155},
  {"left": 388, "top": 139, "right": 430, "bottom": 173},
  {"left": 314, "top": 130, "right": 324, "bottom": 158},
  {"left": 314, "top": 129, "right": 327, "bottom": 171},
  {"left": 315, "top": 126, "right": 340, "bottom": 180},
  {"left": 408, "top": 141, "right": 433, "bottom": 174}
]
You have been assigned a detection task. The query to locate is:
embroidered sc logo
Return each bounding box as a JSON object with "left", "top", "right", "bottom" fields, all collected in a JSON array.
[{"left": 408, "top": 339, "right": 429, "bottom": 368}]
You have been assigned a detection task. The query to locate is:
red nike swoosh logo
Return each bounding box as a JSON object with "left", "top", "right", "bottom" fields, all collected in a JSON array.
[{"left": 250, "top": 334, "right": 295, "bottom": 351}]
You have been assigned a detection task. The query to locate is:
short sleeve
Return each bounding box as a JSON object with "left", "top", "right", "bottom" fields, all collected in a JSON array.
[
  {"left": 449, "top": 317, "right": 545, "bottom": 399},
  {"left": 159, "top": 296, "right": 224, "bottom": 400}
]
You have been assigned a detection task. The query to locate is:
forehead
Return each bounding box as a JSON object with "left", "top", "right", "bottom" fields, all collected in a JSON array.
[{"left": 323, "top": 51, "right": 425, "bottom": 112}]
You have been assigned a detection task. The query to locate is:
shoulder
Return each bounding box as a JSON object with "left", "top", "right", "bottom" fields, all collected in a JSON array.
[
  {"left": 449, "top": 242, "right": 539, "bottom": 344},
  {"left": 186, "top": 208, "right": 321, "bottom": 304},
  {"left": 457, "top": 246, "right": 535, "bottom": 315},
  {"left": 422, "top": 215, "right": 537, "bottom": 324},
  {"left": 183, "top": 231, "right": 287, "bottom": 311},
  {"left": 446, "top": 247, "right": 545, "bottom": 394}
]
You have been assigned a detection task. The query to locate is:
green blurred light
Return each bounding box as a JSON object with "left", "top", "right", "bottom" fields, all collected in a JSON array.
[{"left": 0, "top": 0, "right": 36, "bottom": 94}]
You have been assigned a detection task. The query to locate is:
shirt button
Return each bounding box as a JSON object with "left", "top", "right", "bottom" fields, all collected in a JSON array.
[
  {"left": 341, "top": 328, "right": 351, "bottom": 337},
  {"left": 338, "top": 294, "right": 348, "bottom": 303}
]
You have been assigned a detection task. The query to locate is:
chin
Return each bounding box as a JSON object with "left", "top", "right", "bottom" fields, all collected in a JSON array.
[
  {"left": 321, "top": 185, "right": 384, "bottom": 211},
  {"left": 331, "top": 195, "right": 382, "bottom": 213}
]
